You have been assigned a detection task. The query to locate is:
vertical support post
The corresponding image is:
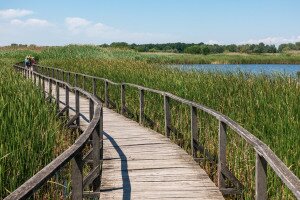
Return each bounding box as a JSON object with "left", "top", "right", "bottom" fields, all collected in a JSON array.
[
  {"left": 34, "top": 72, "right": 37, "bottom": 85},
  {"left": 65, "top": 85, "right": 69, "bottom": 118},
  {"left": 42, "top": 76, "right": 45, "bottom": 98},
  {"left": 52, "top": 68, "right": 54, "bottom": 78},
  {"left": 56, "top": 69, "right": 59, "bottom": 80},
  {"left": 100, "top": 107, "right": 103, "bottom": 169},
  {"left": 71, "top": 152, "right": 83, "bottom": 199},
  {"left": 49, "top": 78, "right": 52, "bottom": 102},
  {"left": 139, "top": 89, "right": 144, "bottom": 125},
  {"left": 83, "top": 76, "right": 86, "bottom": 90},
  {"left": 218, "top": 120, "right": 227, "bottom": 189},
  {"left": 38, "top": 74, "right": 41, "bottom": 88},
  {"left": 91, "top": 100, "right": 101, "bottom": 191},
  {"left": 164, "top": 95, "right": 171, "bottom": 137},
  {"left": 93, "top": 78, "right": 97, "bottom": 96},
  {"left": 105, "top": 80, "right": 109, "bottom": 107},
  {"left": 75, "top": 74, "right": 78, "bottom": 87},
  {"left": 67, "top": 72, "right": 70, "bottom": 84},
  {"left": 75, "top": 89, "right": 80, "bottom": 126},
  {"left": 191, "top": 106, "right": 198, "bottom": 157},
  {"left": 121, "top": 84, "right": 126, "bottom": 115},
  {"left": 89, "top": 98, "right": 94, "bottom": 122},
  {"left": 56, "top": 81, "right": 60, "bottom": 111},
  {"left": 255, "top": 153, "right": 267, "bottom": 200},
  {"left": 62, "top": 71, "right": 65, "bottom": 82}
]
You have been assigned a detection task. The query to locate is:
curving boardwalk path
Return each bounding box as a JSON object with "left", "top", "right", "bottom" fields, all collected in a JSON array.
[{"left": 38, "top": 77, "right": 224, "bottom": 199}]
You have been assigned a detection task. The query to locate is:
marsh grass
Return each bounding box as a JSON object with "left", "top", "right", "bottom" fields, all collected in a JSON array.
[
  {"left": 1, "top": 45, "right": 299, "bottom": 199},
  {"left": 0, "top": 59, "right": 72, "bottom": 198},
  {"left": 36, "top": 46, "right": 300, "bottom": 199}
]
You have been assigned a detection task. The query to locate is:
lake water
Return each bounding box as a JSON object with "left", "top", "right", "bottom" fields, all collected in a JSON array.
[{"left": 171, "top": 64, "right": 300, "bottom": 76}]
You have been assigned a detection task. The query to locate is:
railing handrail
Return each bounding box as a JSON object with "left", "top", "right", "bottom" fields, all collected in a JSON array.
[
  {"left": 33, "top": 64, "right": 300, "bottom": 199},
  {"left": 5, "top": 64, "right": 103, "bottom": 200}
]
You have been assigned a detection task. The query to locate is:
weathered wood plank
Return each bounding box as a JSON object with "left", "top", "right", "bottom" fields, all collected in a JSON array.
[{"left": 26, "top": 75, "right": 223, "bottom": 199}]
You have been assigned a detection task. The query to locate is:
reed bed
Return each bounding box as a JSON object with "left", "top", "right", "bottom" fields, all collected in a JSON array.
[
  {"left": 38, "top": 45, "right": 299, "bottom": 199},
  {"left": 0, "top": 45, "right": 299, "bottom": 199},
  {"left": 37, "top": 45, "right": 300, "bottom": 64},
  {"left": 0, "top": 59, "right": 71, "bottom": 199}
]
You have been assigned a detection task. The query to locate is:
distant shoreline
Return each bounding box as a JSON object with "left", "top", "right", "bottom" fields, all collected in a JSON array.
[{"left": 140, "top": 52, "right": 300, "bottom": 65}]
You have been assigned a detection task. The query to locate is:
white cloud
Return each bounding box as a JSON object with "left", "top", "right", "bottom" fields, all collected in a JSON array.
[
  {"left": 10, "top": 18, "right": 52, "bottom": 27},
  {"left": 0, "top": 16, "right": 177, "bottom": 46},
  {"left": 242, "top": 36, "right": 300, "bottom": 46},
  {"left": 64, "top": 17, "right": 177, "bottom": 43},
  {"left": 0, "top": 9, "right": 33, "bottom": 19},
  {"left": 65, "top": 17, "right": 91, "bottom": 32}
]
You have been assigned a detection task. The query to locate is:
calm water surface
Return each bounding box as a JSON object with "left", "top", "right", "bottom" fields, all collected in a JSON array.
[{"left": 171, "top": 64, "right": 300, "bottom": 76}]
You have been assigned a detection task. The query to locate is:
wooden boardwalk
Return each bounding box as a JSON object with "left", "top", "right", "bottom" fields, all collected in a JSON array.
[{"left": 39, "top": 77, "right": 224, "bottom": 199}]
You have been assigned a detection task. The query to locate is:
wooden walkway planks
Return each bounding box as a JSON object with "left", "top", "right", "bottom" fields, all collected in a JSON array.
[{"left": 39, "top": 77, "right": 224, "bottom": 200}]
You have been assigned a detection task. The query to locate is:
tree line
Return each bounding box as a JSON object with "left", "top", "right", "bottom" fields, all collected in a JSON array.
[{"left": 100, "top": 42, "right": 300, "bottom": 55}]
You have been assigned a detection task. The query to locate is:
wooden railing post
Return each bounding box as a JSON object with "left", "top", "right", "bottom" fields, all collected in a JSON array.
[
  {"left": 67, "top": 72, "right": 70, "bottom": 84},
  {"left": 38, "top": 73, "right": 41, "bottom": 88},
  {"left": 75, "top": 74, "right": 78, "bottom": 87},
  {"left": 100, "top": 107, "right": 104, "bottom": 168},
  {"left": 49, "top": 77, "right": 52, "bottom": 102},
  {"left": 42, "top": 76, "right": 45, "bottom": 98},
  {"left": 218, "top": 120, "right": 227, "bottom": 189},
  {"left": 65, "top": 85, "right": 69, "bottom": 118},
  {"left": 71, "top": 152, "right": 83, "bottom": 199},
  {"left": 92, "top": 121, "right": 101, "bottom": 191},
  {"left": 56, "top": 69, "right": 59, "bottom": 80},
  {"left": 256, "top": 153, "right": 267, "bottom": 200},
  {"left": 93, "top": 78, "right": 96, "bottom": 96},
  {"left": 34, "top": 71, "right": 36, "bottom": 85},
  {"left": 164, "top": 94, "right": 171, "bottom": 137},
  {"left": 56, "top": 81, "right": 60, "bottom": 111},
  {"left": 90, "top": 99, "right": 101, "bottom": 191},
  {"left": 75, "top": 89, "right": 80, "bottom": 126},
  {"left": 89, "top": 98, "right": 94, "bottom": 122},
  {"left": 121, "top": 84, "right": 126, "bottom": 115},
  {"left": 51, "top": 68, "right": 54, "bottom": 78},
  {"left": 139, "top": 89, "right": 144, "bottom": 125},
  {"left": 105, "top": 80, "right": 109, "bottom": 107},
  {"left": 191, "top": 106, "right": 198, "bottom": 157},
  {"left": 83, "top": 76, "right": 86, "bottom": 90},
  {"left": 62, "top": 71, "right": 65, "bottom": 82}
]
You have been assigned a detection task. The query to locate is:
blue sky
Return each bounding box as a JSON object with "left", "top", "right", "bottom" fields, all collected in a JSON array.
[{"left": 0, "top": 0, "right": 300, "bottom": 46}]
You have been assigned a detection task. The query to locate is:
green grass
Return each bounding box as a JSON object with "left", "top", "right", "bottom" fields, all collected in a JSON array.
[
  {"left": 0, "top": 45, "right": 299, "bottom": 199},
  {"left": 139, "top": 51, "right": 300, "bottom": 64},
  {"left": 3, "top": 45, "right": 300, "bottom": 64},
  {"left": 38, "top": 45, "right": 299, "bottom": 199},
  {"left": 0, "top": 58, "right": 70, "bottom": 198}
]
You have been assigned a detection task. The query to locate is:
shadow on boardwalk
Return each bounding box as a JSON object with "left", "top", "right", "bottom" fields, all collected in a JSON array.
[{"left": 103, "top": 132, "right": 131, "bottom": 200}]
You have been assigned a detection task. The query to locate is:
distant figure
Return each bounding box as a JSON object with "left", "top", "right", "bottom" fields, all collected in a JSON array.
[
  {"left": 24, "top": 55, "right": 36, "bottom": 71},
  {"left": 24, "top": 56, "right": 30, "bottom": 68},
  {"left": 30, "top": 56, "right": 36, "bottom": 71}
]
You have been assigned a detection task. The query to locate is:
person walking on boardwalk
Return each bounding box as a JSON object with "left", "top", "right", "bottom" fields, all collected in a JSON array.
[
  {"left": 29, "top": 56, "right": 36, "bottom": 71},
  {"left": 24, "top": 56, "right": 30, "bottom": 68}
]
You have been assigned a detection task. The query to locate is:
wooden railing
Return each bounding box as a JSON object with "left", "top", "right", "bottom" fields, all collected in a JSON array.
[
  {"left": 4, "top": 65, "right": 104, "bottom": 200},
  {"left": 5, "top": 64, "right": 300, "bottom": 199},
  {"left": 32, "top": 64, "right": 300, "bottom": 200}
]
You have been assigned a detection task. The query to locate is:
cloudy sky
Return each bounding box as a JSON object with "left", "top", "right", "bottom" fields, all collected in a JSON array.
[{"left": 0, "top": 0, "right": 300, "bottom": 46}]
